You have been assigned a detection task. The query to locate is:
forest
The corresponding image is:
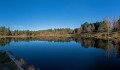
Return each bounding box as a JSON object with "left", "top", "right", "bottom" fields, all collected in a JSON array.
[
  {"left": 0, "top": 27, "right": 73, "bottom": 36},
  {"left": 74, "top": 16, "right": 120, "bottom": 34}
]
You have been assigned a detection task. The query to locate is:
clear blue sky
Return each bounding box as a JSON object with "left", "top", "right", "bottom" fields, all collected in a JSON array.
[{"left": 0, "top": 0, "right": 120, "bottom": 30}]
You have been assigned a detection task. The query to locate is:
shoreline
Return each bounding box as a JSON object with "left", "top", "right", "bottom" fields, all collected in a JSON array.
[
  {"left": 0, "top": 34, "right": 74, "bottom": 38},
  {"left": 0, "top": 51, "right": 18, "bottom": 70},
  {"left": 0, "top": 32, "right": 120, "bottom": 40},
  {"left": 0, "top": 51, "right": 35, "bottom": 70},
  {"left": 0, "top": 32, "right": 120, "bottom": 41},
  {"left": 6, "top": 51, "right": 25, "bottom": 70},
  {"left": 75, "top": 32, "right": 120, "bottom": 40}
]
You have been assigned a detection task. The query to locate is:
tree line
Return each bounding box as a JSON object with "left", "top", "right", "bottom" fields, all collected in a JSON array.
[
  {"left": 74, "top": 16, "right": 120, "bottom": 34},
  {"left": 1, "top": 16, "right": 120, "bottom": 36},
  {"left": 0, "top": 27, "right": 73, "bottom": 36}
]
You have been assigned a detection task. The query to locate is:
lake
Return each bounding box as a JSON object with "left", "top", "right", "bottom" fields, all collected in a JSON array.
[{"left": 0, "top": 37, "right": 120, "bottom": 70}]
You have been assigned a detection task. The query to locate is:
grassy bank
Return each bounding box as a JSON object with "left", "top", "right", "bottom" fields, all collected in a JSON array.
[
  {"left": 75, "top": 32, "right": 120, "bottom": 40},
  {"left": 0, "top": 34, "right": 74, "bottom": 38}
]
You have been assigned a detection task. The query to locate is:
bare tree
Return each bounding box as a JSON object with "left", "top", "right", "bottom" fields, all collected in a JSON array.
[
  {"left": 104, "top": 16, "right": 111, "bottom": 37},
  {"left": 112, "top": 16, "right": 119, "bottom": 31}
]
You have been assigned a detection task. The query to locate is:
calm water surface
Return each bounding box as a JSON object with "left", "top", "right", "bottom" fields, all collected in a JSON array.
[{"left": 0, "top": 37, "right": 120, "bottom": 70}]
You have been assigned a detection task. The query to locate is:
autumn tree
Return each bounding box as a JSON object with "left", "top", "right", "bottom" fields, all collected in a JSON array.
[
  {"left": 97, "top": 21, "right": 107, "bottom": 32},
  {"left": 105, "top": 16, "right": 111, "bottom": 36},
  {"left": 74, "top": 28, "right": 81, "bottom": 34},
  {"left": 87, "top": 24, "right": 92, "bottom": 33}
]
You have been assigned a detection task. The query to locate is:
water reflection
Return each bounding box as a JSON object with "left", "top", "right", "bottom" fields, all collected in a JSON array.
[
  {"left": 0, "top": 37, "right": 71, "bottom": 47},
  {"left": 0, "top": 37, "right": 73, "bottom": 46},
  {"left": 0, "top": 37, "right": 120, "bottom": 58},
  {"left": 75, "top": 38, "right": 120, "bottom": 58},
  {"left": 1, "top": 37, "right": 120, "bottom": 70}
]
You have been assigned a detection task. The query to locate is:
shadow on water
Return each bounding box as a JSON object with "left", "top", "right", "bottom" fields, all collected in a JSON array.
[{"left": 1, "top": 37, "right": 120, "bottom": 70}]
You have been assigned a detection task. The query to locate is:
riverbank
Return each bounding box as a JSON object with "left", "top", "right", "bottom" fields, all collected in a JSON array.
[
  {"left": 0, "top": 51, "right": 35, "bottom": 70},
  {"left": 0, "top": 34, "right": 74, "bottom": 38},
  {"left": 0, "top": 32, "right": 120, "bottom": 40},
  {"left": 6, "top": 52, "right": 25, "bottom": 70},
  {"left": 0, "top": 51, "right": 18, "bottom": 70},
  {"left": 75, "top": 32, "right": 120, "bottom": 40}
]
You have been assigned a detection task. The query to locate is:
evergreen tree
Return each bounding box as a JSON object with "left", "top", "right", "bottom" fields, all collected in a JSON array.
[{"left": 92, "top": 24, "right": 95, "bottom": 32}]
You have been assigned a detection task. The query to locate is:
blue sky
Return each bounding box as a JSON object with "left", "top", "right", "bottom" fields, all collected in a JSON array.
[{"left": 0, "top": 0, "right": 120, "bottom": 30}]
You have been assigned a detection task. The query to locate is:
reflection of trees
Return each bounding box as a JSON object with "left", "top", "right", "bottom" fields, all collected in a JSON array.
[
  {"left": 0, "top": 37, "right": 74, "bottom": 47},
  {"left": 75, "top": 38, "right": 110, "bottom": 50},
  {"left": 75, "top": 38, "right": 120, "bottom": 58},
  {"left": 1, "top": 37, "right": 120, "bottom": 58},
  {"left": 112, "top": 39, "right": 120, "bottom": 57},
  {"left": 11, "top": 37, "right": 74, "bottom": 43},
  {"left": 104, "top": 39, "right": 112, "bottom": 58},
  {"left": 75, "top": 38, "right": 93, "bottom": 48},
  {"left": 0, "top": 38, "right": 11, "bottom": 47}
]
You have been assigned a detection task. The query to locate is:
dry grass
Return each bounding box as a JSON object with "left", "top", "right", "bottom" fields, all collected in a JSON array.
[
  {"left": 76, "top": 32, "right": 120, "bottom": 40},
  {"left": 0, "top": 34, "right": 74, "bottom": 38}
]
